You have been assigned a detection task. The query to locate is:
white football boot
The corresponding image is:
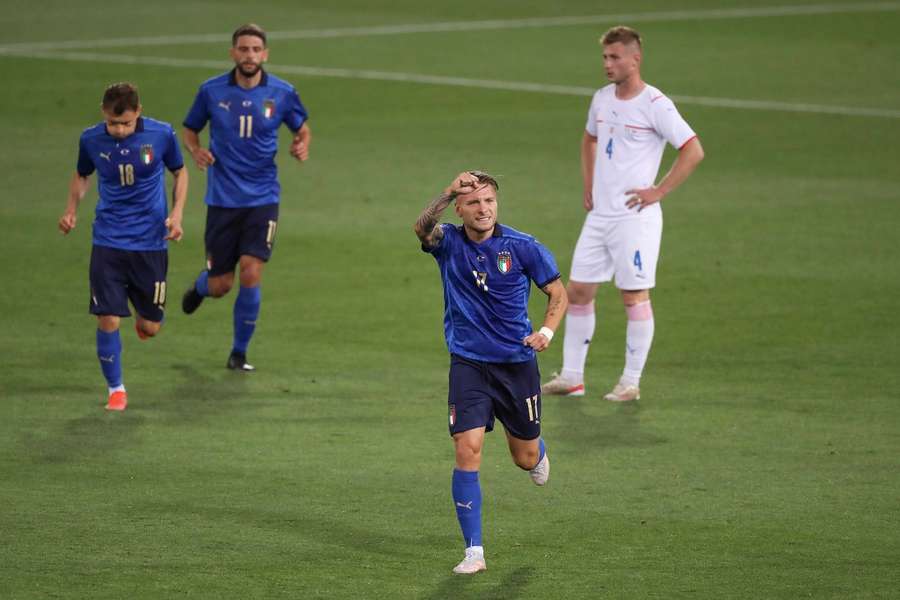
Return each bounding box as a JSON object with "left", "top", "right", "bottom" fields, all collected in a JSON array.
[
  {"left": 541, "top": 372, "right": 585, "bottom": 396},
  {"left": 603, "top": 382, "right": 640, "bottom": 402},
  {"left": 452, "top": 547, "right": 487, "bottom": 575},
  {"left": 529, "top": 453, "right": 550, "bottom": 486}
]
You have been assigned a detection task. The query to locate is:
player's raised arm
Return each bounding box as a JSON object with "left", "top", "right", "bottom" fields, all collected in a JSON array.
[
  {"left": 581, "top": 131, "right": 597, "bottom": 211},
  {"left": 415, "top": 172, "right": 482, "bottom": 248},
  {"left": 289, "top": 122, "right": 311, "bottom": 162},
  {"left": 165, "top": 167, "right": 189, "bottom": 241},
  {"left": 182, "top": 127, "right": 215, "bottom": 171},
  {"left": 524, "top": 278, "right": 568, "bottom": 352},
  {"left": 59, "top": 171, "right": 91, "bottom": 234}
]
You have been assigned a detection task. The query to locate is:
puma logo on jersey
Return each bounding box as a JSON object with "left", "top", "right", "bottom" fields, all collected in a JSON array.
[
  {"left": 218, "top": 101, "right": 231, "bottom": 111},
  {"left": 99, "top": 152, "right": 111, "bottom": 161},
  {"left": 455, "top": 501, "right": 473, "bottom": 510}
]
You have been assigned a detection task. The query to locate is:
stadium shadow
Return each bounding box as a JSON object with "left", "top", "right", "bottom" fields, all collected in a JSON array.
[
  {"left": 422, "top": 565, "right": 532, "bottom": 600},
  {"left": 548, "top": 396, "right": 667, "bottom": 449}
]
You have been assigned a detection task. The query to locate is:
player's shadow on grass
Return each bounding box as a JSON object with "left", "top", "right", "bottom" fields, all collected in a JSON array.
[
  {"left": 24, "top": 410, "right": 146, "bottom": 464},
  {"left": 422, "top": 565, "right": 532, "bottom": 600},
  {"left": 149, "top": 363, "right": 251, "bottom": 423},
  {"left": 549, "top": 396, "right": 666, "bottom": 449}
]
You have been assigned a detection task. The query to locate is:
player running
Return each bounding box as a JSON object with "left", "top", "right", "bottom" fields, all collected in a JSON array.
[
  {"left": 59, "top": 82, "right": 188, "bottom": 411},
  {"left": 415, "top": 170, "right": 567, "bottom": 574},
  {"left": 180, "top": 23, "right": 311, "bottom": 372}
]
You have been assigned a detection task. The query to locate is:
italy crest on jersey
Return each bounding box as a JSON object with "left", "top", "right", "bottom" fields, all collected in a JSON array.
[
  {"left": 263, "top": 99, "right": 276, "bottom": 119},
  {"left": 497, "top": 251, "right": 512, "bottom": 274},
  {"left": 140, "top": 144, "right": 154, "bottom": 165}
]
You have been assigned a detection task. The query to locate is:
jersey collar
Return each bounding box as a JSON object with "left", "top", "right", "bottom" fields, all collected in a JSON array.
[{"left": 228, "top": 68, "right": 269, "bottom": 87}]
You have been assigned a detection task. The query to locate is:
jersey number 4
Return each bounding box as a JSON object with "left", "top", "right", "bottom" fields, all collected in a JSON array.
[{"left": 605, "top": 138, "right": 613, "bottom": 159}]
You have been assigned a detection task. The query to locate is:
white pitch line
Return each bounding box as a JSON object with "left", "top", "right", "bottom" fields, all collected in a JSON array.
[
  {"left": 1, "top": 2, "right": 898, "bottom": 51},
  {"left": 4, "top": 49, "right": 898, "bottom": 120}
]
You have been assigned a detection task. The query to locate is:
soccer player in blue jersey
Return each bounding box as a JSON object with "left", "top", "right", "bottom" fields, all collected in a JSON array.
[
  {"left": 180, "top": 23, "right": 311, "bottom": 371},
  {"left": 59, "top": 82, "right": 188, "bottom": 411},
  {"left": 415, "top": 171, "right": 568, "bottom": 574}
]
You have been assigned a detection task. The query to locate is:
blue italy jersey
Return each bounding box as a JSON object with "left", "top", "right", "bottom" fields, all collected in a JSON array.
[
  {"left": 426, "top": 223, "right": 561, "bottom": 363},
  {"left": 183, "top": 69, "right": 309, "bottom": 208},
  {"left": 77, "top": 117, "right": 184, "bottom": 251}
]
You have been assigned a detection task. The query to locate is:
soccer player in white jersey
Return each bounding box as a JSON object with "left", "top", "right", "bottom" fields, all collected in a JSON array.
[{"left": 542, "top": 26, "right": 704, "bottom": 402}]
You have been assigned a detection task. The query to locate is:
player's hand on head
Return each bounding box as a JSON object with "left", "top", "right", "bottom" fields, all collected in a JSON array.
[
  {"left": 449, "top": 171, "right": 481, "bottom": 196},
  {"left": 58, "top": 212, "right": 76, "bottom": 235}
]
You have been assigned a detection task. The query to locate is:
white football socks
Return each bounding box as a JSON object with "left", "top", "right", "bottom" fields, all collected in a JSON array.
[
  {"left": 561, "top": 302, "right": 595, "bottom": 384},
  {"left": 622, "top": 301, "right": 654, "bottom": 386}
]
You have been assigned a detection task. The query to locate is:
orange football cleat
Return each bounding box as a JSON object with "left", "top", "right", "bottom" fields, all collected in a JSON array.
[{"left": 106, "top": 390, "right": 127, "bottom": 411}]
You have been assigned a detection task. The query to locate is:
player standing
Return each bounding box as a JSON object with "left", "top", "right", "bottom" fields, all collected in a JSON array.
[
  {"left": 59, "top": 82, "right": 188, "bottom": 411},
  {"left": 543, "top": 26, "right": 704, "bottom": 401},
  {"left": 180, "top": 23, "right": 311, "bottom": 371},
  {"left": 415, "top": 171, "right": 568, "bottom": 574}
]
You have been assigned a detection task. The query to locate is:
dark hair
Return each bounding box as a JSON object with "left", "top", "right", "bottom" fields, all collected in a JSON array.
[
  {"left": 232, "top": 23, "right": 267, "bottom": 47},
  {"left": 102, "top": 82, "right": 140, "bottom": 115},
  {"left": 601, "top": 25, "right": 642, "bottom": 49},
  {"left": 468, "top": 170, "right": 500, "bottom": 192}
]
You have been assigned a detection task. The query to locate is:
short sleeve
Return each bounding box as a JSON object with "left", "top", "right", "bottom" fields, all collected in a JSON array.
[
  {"left": 585, "top": 94, "right": 599, "bottom": 137},
  {"left": 422, "top": 223, "right": 454, "bottom": 258},
  {"left": 163, "top": 126, "right": 185, "bottom": 172},
  {"left": 520, "top": 239, "right": 560, "bottom": 289},
  {"left": 651, "top": 96, "right": 696, "bottom": 150},
  {"left": 183, "top": 86, "right": 210, "bottom": 132},
  {"left": 283, "top": 87, "right": 308, "bottom": 132},
  {"left": 76, "top": 136, "right": 95, "bottom": 177}
]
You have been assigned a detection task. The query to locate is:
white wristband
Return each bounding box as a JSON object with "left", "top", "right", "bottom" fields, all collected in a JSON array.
[{"left": 538, "top": 326, "right": 554, "bottom": 341}]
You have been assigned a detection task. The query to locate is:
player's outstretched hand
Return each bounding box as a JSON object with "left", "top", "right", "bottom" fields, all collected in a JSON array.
[
  {"left": 58, "top": 212, "right": 76, "bottom": 235},
  {"left": 164, "top": 215, "right": 183, "bottom": 242},
  {"left": 190, "top": 147, "right": 216, "bottom": 171},
  {"left": 446, "top": 171, "right": 483, "bottom": 197},
  {"left": 523, "top": 331, "right": 551, "bottom": 352},
  {"left": 290, "top": 136, "right": 309, "bottom": 162},
  {"left": 625, "top": 186, "right": 664, "bottom": 211}
]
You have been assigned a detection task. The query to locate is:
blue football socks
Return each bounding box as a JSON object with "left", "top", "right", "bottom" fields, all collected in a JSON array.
[
  {"left": 232, "top": 285, "right": 261, "bottom": 354},
  {"left": 538, "top": 437, "right": 546, "bottom": 463},
  {"left": 96, "top": 329, "right": 122, "bottom": 388},
  {"left": 452, "top": 469, "right": 483, "bottom": 548},
  {"left": 195, "top": 270, "right": 210, "bottom": 297}
]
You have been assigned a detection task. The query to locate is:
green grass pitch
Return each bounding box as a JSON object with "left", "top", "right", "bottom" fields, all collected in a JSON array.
[{"left": 1, "top": 1, "right": 899, "bottom": 598}]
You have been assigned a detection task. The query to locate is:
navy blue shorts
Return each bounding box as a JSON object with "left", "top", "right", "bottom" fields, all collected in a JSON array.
[
  {"left": 89, "top": 245, "right": 168, "bottom": 321},
  {"left": 447, "top": 354, "right": 542, "bottom": 440},
  {"left": 205, "top": 204, "right": 279, "bottom": 276}
]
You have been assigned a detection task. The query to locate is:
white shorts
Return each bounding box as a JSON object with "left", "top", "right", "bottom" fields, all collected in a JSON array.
[{"left": 569, "top": 213, "right": 662, "bottom": 289}]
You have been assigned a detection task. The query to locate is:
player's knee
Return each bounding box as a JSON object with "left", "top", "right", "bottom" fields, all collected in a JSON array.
[
  {"left": 566, "top": 281, "right": 596, "bottom": 305},
  {"left": 513, "top": 448, "right": 539, "bottom": 470},
  {"left": 454, "top": 445, "right": 482, "bottom": 470},
  {"left": 97, "top": 315, "right": 120, "bottom": 332},
  {"left": 208, "top": 275, "right": 233, "bottom": 297}
]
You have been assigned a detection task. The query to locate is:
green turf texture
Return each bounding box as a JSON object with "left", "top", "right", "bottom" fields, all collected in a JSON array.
[{"left": 1, "top": 1, "right": 899, "bottom": 598}]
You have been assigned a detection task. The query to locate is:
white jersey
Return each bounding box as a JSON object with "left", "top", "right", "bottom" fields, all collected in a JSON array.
[{"left": 585, "top": 83, "right": 696, "bottom": 220}]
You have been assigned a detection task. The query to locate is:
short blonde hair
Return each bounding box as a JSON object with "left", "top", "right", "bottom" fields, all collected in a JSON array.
[{"left": 601, "top": 26, "right": 642, "bottom": 49}]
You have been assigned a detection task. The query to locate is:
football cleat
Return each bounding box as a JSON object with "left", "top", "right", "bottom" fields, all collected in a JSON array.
[
  {"left": 541, "top": 372, "right": 585, "bottom": 396},
  {"left": 529, "top": 453, "right": 550, "bottom": 486},
  {"left": 452, "top": 547, "right": 487, "bottom": 575},
  {"left": 227, "top": 351, "right": 255, "bottom": 372},
  {"left": 105, "top": 390, "right": 127, "bottom": 411},
  {"left": 181, "top": 284, "right": 204, "bottom": 315},
  {"left": 603, "top": 383, "right": 640, "bottom": 402}
]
